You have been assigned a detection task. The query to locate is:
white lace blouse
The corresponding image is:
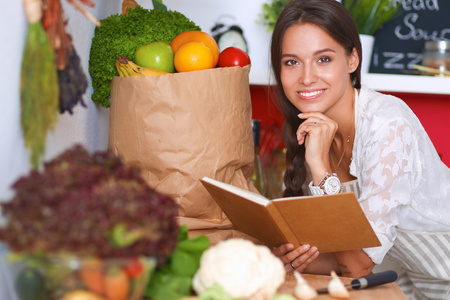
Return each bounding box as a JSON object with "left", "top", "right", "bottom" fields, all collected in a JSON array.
[{"left": 350, "top": 85, "right": 450, "bottom": 264}]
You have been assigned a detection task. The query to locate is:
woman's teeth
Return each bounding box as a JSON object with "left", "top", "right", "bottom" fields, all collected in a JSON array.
[{"left": 300, "top": 90, "right": 322, "bottom": 97}]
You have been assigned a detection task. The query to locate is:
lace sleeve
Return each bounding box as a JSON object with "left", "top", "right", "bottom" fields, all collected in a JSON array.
[{"left": 355, "top": 116, "right": 420, "bottom": 264}]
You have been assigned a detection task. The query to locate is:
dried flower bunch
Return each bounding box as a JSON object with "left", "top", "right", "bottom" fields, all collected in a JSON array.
[{"left": 0, "top": 145, "right": 179, "bottom": 260}]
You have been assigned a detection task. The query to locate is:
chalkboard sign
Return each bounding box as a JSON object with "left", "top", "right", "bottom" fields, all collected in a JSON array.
[{"left": 369, "top": 0, "right": 450, "bottom": 74}]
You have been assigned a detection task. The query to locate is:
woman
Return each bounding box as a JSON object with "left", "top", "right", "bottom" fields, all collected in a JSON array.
[{"left": 270, "top": 0, "right": 450, "bottom": 299}]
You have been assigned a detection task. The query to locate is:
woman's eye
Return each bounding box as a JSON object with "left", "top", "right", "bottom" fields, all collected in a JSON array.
[
  {"left": 283, "top": 59, "right": 298, "bottom": 66},
  {"left": 318, "top": 56, "right": 332, "bottom": 63}
]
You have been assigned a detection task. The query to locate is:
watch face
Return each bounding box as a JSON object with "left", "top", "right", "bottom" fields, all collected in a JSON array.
[
  {"left": 324, "top": 176, "right": 341, "bottom": 195},
  {"left": 218, "top": 30, "right": 248, "bottom": 52}
]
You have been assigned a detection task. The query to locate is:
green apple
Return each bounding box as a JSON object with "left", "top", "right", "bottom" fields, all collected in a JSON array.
[{"left": 134, "top": 41, "right": 175, "bottom": 73}]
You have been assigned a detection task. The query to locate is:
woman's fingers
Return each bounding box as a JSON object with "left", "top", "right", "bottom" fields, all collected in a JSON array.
[
  {"left": 288, "top": 247, "right": 320, "bottom": 273},
  {"left": 273, "top": 244, "right": 320, "bottom": 273},
  {"left": 272, "top": 243, "right": 295, "bottom": 257},
  {"left": 296, "top": 113, "right": 336, "bottom": 145},
  {"left": 296, "top": 119, "right": 321, "bottom": 145}
]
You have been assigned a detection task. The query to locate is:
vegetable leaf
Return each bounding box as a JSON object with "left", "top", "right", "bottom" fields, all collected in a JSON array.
[
  {"left": 0, "top": 145, "right": 179, "bottom": 259},
  {"left": 152, "top": 0, "right": 167, "bottom": 11},
  {"left": 199, "top": 283, "right": 237, "bottom": 300},
  {"left": 145, "top": 225, "right": 210, "bottom": 300},
  {"left": 89, "top": 6, "right": 200, "bottom": 108}
]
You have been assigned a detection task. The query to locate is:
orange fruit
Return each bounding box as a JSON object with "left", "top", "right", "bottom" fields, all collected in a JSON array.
[
  {"left": 174, "top": 41, "right": 215, "bottom": 72},
  {"left": 170, "top": 31, "right": 219, "bottom": 67}
]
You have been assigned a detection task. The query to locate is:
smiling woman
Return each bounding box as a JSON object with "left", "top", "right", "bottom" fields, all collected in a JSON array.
[
  {"left": 280, "top": 23, "right": 358, "bottom": 117},
  {"left": 268, "top": 1, "right": 450, "bottom": 299}
]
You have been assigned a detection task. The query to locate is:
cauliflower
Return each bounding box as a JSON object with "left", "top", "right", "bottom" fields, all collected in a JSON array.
[{"left": 192, "top": 239, "right": 285, "bottom": 300}]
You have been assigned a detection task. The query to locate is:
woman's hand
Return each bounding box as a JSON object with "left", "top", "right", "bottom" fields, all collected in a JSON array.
[
  {"left": 272, "top": 243, "right": 319, "bottom": 273},
  {"left": 297, "top": 112, "right": 337, "bottom": 183}
]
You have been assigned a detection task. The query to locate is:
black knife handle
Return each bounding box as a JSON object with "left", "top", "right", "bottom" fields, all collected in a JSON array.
[{"left": 351, "top": 270, "right": 398, "bottom": 290}]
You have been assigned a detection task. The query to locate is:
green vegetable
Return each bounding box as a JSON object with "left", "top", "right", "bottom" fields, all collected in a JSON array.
[
  {"left": 89, "top": 5, "right": 200, "bottom": 108},
  {"left": 198, "top": 284, "right": 237, "bottom": 300},
  {"left": 152, "top": 0, "right": 167, "bottom": 11},
  {"left": 108, "top": 223, "right": 148, "bottom": 248},
  {"left": 145, "top": 225, "right": 210, "bottom": 300},
  {"left": 15, "top": 267, "right": 46, "bottom": 300},
  {"left": 0, "top": 145, "right": 179, "bottom": 259}
]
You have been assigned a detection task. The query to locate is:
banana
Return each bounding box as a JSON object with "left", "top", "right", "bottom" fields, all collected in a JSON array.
[
  {"left": 115, "top": 59, "right": 129, "bottom": 77},
  {"left": 115, "top": 56, "right": 169, "bottom": 77}
]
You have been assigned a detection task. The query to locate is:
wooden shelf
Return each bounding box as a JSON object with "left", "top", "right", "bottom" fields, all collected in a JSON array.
[{"left": 249, "top": 69, "right": 450, "bottom": 95}]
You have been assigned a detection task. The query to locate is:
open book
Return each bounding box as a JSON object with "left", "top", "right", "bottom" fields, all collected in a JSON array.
[{"left": 201, "top": 177, "right": 381, "bottom": 252}]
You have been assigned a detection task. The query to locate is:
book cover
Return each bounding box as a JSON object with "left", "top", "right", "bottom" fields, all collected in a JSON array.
[{"left": 200, "top": 177, "right": 381, "bottom": 252}]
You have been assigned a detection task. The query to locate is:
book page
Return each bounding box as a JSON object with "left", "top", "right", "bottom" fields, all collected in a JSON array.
[
  {"left": 201, "top": 177, "right": 291, "bottom": 246},
  {"left": 200, "top": 177, "right": 269, "bottom": 206}
]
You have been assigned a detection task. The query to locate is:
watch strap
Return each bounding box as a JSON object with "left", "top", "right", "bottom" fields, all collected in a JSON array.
[
  {"left": 308, "top": 172, "right": 341, "bottom": 195},
  {"left": 309, "top": 181, "right": 324, "bottom": 196}
]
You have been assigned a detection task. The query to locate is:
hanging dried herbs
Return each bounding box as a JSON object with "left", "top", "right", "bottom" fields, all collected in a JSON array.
[
  {"left": 21, "top": 0, "right": 60, "bottom": 168},
  {"left": 42, "top": 0, "right": 88, "bottom": 114}
]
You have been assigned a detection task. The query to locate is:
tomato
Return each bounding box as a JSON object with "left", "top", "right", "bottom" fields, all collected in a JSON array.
[
  {"left": 123, "top": 257, "right": 143, "bottom": 278},
  {"left": 217, "top": 47, "right": 251, "bottom": 68}
]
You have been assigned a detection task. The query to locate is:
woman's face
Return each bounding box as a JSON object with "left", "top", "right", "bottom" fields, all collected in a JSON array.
[{"left": 280, "top": 22, "right": 358, "bottom": 116}]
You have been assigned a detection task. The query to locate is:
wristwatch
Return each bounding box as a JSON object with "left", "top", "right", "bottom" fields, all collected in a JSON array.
[{"left": 309, "top": 173, "right": 342, "bottom": 196}]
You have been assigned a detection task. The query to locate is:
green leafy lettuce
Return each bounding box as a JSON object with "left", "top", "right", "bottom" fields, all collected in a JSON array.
[
  {"left": 145, "top": 225, "right": 210, "bottom": 300},
  {"left": 89, "top": 6, "right": 200, "bottom": 108}
]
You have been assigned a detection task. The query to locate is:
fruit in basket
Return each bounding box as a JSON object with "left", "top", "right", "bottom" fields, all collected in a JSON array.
[
  {"left": 104, "top": 269, "right": 130, "bottom": 300},
  {"left": 79, "top": 258, "right": 104, "bottom": 295},
  {"left": 115, "top": 56, "right": 169, "bottom": 77},
  {"left": 218, "top": 47, "right": 251, "bottom": 68},
  {"left": 134, "top": 41, "right": 175, "bottom": 73},
  {"left": 123, "top": 257, "right": 144, "bottom": 278},
  {"left": 174, "top": 41, "right": 215, "bottom": 72},
  {"left": 61, "top": 290, "right": 104, "bottom": 300},
  {"left": 170, "top": 31, "right": 219, "bottom": 67}
]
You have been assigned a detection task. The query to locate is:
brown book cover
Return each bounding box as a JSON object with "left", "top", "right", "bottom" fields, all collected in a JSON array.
[{"left": 201, "top": 177, "right": 381, "bottom": 252}]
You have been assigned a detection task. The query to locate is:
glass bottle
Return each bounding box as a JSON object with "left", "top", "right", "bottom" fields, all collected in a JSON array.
[
  {"left": 422, "top": 40, "right": 450, "bottom": 74},
  {"left": 252, "top": 120, "right": 267, "bottom": 196}
]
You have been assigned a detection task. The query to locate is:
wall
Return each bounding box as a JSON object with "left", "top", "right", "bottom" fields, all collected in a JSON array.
[
  {"left": 0, "top": 1, "right": 121, "bottom": 298},
  {"left": 0, "top": 1, "right": 121, "bottom": 200}
]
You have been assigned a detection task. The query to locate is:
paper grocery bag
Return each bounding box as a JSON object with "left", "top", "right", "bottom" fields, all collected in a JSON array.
[{"left": 109, "top": 65, "right": 258, "bottom": 245}]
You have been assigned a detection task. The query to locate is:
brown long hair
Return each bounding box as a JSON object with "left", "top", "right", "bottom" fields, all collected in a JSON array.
[{"left": 271, "top": 0, "right": 362, "bottom": 197}]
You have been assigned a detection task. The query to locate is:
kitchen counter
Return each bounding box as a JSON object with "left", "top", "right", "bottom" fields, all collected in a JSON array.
[{"left": 278, "top": 273, "right": 408, "bottom": 299}]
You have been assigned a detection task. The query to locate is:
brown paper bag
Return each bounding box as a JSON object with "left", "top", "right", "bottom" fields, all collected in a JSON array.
[{"left": 109, "top": 66, "right": 258, "bottom": 245}]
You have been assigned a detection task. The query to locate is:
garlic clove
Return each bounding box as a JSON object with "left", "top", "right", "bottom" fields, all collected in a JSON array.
[
  {"left": 293, "top": 272, "right": 318, "bottom": 300},
  {"left": 328, "top": 271, "right": 350, "bottom": 299}
]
